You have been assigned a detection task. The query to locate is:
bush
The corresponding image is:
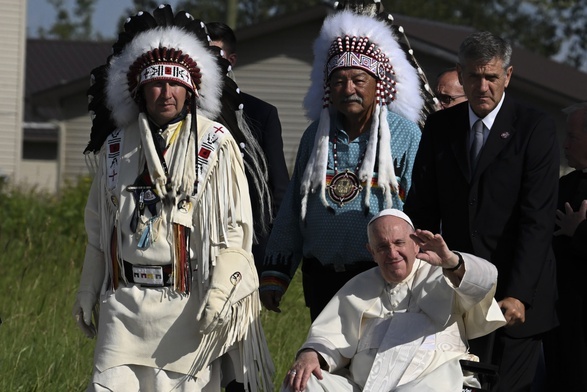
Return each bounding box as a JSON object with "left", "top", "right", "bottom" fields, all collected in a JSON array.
[{"left": 0, "top": 177, "right": 94, "bottom": 391}]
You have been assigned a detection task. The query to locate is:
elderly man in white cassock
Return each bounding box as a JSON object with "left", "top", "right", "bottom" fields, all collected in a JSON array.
[{"left": 282, "top": 209, "right": 506, "bottom": 392}]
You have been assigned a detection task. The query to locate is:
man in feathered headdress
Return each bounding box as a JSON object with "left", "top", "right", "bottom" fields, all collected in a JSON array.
[
  {"left": 71, "top": 4, "right": 273, "bottom": 391},
  {"left": 259, "top": 1, "right": 426, "bottom": 321}
]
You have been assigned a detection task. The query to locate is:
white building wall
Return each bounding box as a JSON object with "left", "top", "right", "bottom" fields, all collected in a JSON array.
[
  {"left": 61, "top": 95, "right": 93, "bottom": 183},
  {"left": 20, "top": 160, "right": 59, "bottom": 193},
  {"left": 234, "top": 18, "right": 320, "bottom": 174},
  {"left": 235, "top": 56, "right": 313, "bottom": 172},
  {"left": 0, "top": 0, "right": 26, "bottom": 182}
]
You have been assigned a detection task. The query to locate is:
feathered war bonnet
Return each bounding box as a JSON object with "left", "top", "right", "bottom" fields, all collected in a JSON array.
[
  {"left": 85, "top": 4, "right": 222, "bottom": 150},
  {"left": 300, "top": 0, "right": 426, "bottom": 220},
  {"left": 98, "top": 4, "right": 221, "bottom": 130},
  {"left": 85, "top": 4, "right": 223, "bottom": 200}
]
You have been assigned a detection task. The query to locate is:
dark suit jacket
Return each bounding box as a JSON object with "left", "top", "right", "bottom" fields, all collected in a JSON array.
[
  {"left": 241, "top": 92, "right": 290, "bottom": 264},
  {"left": 552, "top": 170, "right": 587, "bottom": 313},
  {"left": 546, "top": 170, "right": 587, "bottom": 388},
  {"left": 404, "top": 94, "right": 559, "bottom": 338}
]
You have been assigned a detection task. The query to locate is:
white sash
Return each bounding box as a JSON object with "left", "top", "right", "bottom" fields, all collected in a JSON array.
[
  {"left": 363, "top": 312, "right": 435, "bottom": 392},
  {"left": 106, "top": 129, "right": 123, "bottom": 191},
  {"left": 193, "top": 119, "right": 230, "bottom": 200}
]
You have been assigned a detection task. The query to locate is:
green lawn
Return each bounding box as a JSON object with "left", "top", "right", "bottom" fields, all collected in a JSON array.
[{"left": 0, "top": 179, "right": 309, "bottom": 391}]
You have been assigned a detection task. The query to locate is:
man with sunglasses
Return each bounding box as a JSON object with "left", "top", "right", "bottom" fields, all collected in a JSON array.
[{"left": 435, "top": 68, "right": 467, "bottom": 110}]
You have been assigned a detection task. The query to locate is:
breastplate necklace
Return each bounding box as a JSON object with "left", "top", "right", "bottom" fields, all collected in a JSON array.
[{"left": 327, "top": 132, "right": 365, "bottom": 206}]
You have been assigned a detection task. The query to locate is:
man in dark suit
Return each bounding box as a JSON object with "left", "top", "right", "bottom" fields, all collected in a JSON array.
[
  {"left": 544, "top": 102, "right": 587, "bottom": 390},
  {"left": 206, "top": 22, "right": 290, "bottom": 267},
  {"left": 404, "top": 31, "right": 559, "bottom": 391},
  {"left": 206, "top": 22, "right": 290, "bottom": 392}
]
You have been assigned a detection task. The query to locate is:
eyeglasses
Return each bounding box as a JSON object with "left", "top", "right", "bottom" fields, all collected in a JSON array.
[{"left": 437, "top": 93, "right": 467, "bottom": 105}]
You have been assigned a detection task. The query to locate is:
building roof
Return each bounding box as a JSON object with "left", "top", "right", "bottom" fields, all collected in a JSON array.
[{"left": 25, "top": 39, "right": 112, "bottom": 97}]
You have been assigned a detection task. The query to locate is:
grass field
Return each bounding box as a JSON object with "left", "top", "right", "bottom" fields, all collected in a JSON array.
[{"left": 0, "top": 178, "right": 309, "bottom": 391}]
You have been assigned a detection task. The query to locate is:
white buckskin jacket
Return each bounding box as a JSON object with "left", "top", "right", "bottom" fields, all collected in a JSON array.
[{"left": 76, "top": 113, "right": 273, "bottom": 390}]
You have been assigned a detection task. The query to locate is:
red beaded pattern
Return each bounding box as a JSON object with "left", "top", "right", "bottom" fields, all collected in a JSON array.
[
  {"left": 127, "top": 47, "right": 202, "bottom": 99},
  {"left": 324, "top": 35, "right": 397, "bottom": 106}
]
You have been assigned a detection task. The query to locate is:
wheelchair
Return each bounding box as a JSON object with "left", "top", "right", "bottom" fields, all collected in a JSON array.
[
  {"left": 461, "top": 359, "right": 499, "bottom": 392},
  {"left": 461, "top": 332, "right": 499, "bottom": 392}
]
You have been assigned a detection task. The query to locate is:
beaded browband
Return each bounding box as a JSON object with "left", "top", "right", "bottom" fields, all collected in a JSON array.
[
  {"left": 326, "top": 35, "right": 396, "bottom": 106},
  {"left": 128, "top": 47, "right": 202, "bottom": 99}
]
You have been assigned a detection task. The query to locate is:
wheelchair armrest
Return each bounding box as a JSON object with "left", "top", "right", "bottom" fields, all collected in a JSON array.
[{"left": 460, "top": 359, "right": 498, "bottom": 376}]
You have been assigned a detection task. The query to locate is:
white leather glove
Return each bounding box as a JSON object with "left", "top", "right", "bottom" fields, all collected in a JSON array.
[
  {"left": 198, "top": 248, "right": 258, "bottom": 334},
  {"left": 72, "top": 243, "right": 105, "bottom": 339},
  {"left": 73, "top": 291, "right": 98, "bottom": 338}
]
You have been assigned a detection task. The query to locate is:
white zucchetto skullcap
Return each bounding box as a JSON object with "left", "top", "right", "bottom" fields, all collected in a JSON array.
[{"left": 368, "top": 208, "right": 414, "bottom": 230}]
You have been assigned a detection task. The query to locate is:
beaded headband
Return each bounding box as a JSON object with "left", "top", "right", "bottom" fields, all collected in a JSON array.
[
  {"left": 325, "top": 36, "right": 396, "bottom": 106},
  {"left": 129, "top": 47, "right": 202, "bottom": 99}
]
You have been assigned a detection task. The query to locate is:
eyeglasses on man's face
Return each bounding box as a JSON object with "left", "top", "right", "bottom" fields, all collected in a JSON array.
[{"left": 436, "top": 93, "right": 467, "bottom": 105}]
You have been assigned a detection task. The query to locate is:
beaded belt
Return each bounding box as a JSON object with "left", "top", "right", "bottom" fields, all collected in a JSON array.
[{"left": 123, "top": 260, "right": 173, "bottom": 287}]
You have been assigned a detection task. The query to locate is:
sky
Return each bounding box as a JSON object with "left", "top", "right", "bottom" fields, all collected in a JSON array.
[{"left": 26, "top": 0, "right": 180, "bottom": 39}]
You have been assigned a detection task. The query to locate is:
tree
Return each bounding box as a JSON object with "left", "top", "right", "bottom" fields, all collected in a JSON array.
[
  {"left": 164, "top": 0, "right": 586, "bottom": 70},
  {"left": 74, "top": 0, "right": 95, "bottom": 39},
  {"left": 174, "top": 0, "right": 227, "bottom": 25},
  {"left": 37, "top": 0, "right": 75, "bottom": 39},
  {"left": 173, "top": 0, "right": 324, "bottom": 27},
  {"left": 553, "top": 0, "right": 587, "bottom": 69},
  {"left": 117, "top": 0, "right": 161, "bottom": 31},
  {"left": 37, "top": 0, "right": 97, "bottom": 40},
  {"left": 116, "top": 0, "right": 225, "bottom": 31},
  {"left": 38, "top": 0, "right": 586, "bottom": 70},
  {"left": 384, "top": 0, "right": 584, "bottom": 68}
]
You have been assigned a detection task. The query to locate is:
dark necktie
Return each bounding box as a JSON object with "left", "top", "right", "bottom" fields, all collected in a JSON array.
[
  {"left": 470, "top": 119, "right": 484, "bottom": 171},
  {"left": 153, "top": 131, "right": 166, "bottom": 153}
]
